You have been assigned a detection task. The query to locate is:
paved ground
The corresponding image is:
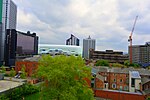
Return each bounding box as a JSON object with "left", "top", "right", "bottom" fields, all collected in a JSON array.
[{"left": 0, "top": 78, "right": 25, "bottom": 93}]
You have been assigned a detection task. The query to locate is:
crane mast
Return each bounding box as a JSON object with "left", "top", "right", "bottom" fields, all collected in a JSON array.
[{"left": 128, "top": 16, "right": 138, "bottom": 64}]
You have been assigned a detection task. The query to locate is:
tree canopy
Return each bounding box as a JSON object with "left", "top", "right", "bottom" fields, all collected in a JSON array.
[
  {"left": 36, "top": 55, "right": 94, "bottom": 100},
  {"left": 95, "top": 60, "right": 109, "bottom": 66}
]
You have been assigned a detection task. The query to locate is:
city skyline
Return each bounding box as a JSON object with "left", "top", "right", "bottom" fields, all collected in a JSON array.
[{"left": 13, "top": 0, "right": 150, "bottom": 52}]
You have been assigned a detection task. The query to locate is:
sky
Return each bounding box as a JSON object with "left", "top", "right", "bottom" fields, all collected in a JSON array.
[{"left": 13, "top": 0, "right": 150, "bottom": 52}]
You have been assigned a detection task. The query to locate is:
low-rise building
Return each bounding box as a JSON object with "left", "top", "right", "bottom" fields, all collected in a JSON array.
[{"left": 89, "top": 49, "right": 128, "bottom": 64}]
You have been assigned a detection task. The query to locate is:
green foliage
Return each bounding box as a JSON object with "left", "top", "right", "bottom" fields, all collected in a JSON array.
[
  {"left": 124, "top": 60, "right": 130, "bottom": 66},
  {"left": 95, "top": 60, "right": 109, "bottom": 66},
  {"left": 9, "top": 68, "right": 16, "bottom": 77},
  {"left": 20, "top": 66, "right": 27, "bottom": 79},
  {"left": 0, "top": 65, "right": 6, "bottom": 73},
  {"left": 36, "top": 55, "right": 94, "bottom": 100},
  {"left": 124, "top": 60, "right": 140, "bottom": 68},
  {"left": 6, "top": 83, "right": 39, "bottom": 100},
  {"left": 111, "top": 63, "right": 125, "bottom": 68},
  {"left": 0, "top": 94, "right": 9, "bottom": 100},
  {"left": 130, "top": 63, "right": 140, "bottom": 68},
  {"left": 147, "top": 96, "right": 150, "bottom": 100}
]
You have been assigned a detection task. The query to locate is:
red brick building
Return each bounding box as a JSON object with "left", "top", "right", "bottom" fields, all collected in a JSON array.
[{"left": 15, "top": 56, "right": 40, "bottom": 76}]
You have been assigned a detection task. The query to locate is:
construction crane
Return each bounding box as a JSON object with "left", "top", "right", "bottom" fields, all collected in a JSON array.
[{"left": 128, "top": 16, "right": 138, "bottom": 64}]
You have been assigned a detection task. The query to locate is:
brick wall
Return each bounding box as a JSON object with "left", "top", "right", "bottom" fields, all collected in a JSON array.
[
  {"left": 98, "top": 72, "right": 129, "bottom": 91},
  {"left": 95, "top": 89, "right": 145, "bottom": 100},
  {"left": 15, "top": 61, "right": 38, "bottom": 76}
]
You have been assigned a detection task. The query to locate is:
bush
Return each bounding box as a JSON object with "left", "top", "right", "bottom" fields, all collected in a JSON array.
[
  {"left": 6, "top": 83, "right": 40, "bottom": 100},
  {"left": 20, "top": 66, "right": 27, "bottom": 79},
  {"left": 95, "top": 60, "right": 109, "bottom": 66},
  {"left": 111, "top": 63, "right": 125, "bottom": 68},
  {"left": 0, "top": 66, "right": 6, "bottom": 73},
  {"left": 0, "top": 94, "right": 9, "bottom": 100},
  {"left": 9, "top": 68, "right": 16, "bottom": 77}
]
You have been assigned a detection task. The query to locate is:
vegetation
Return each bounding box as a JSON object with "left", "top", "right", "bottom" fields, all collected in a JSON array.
[
  {"left": 124, "top": 60, "right": 140, "bottom": 68},
  {"left": 36, "top": 55, "right": 94, "bottom": 100},
  {"left": 111, "top": 63, "right": 125, "bottom": 68},
  {"left": 0, "top": 65, "right": 6, "bottom": 73},
  {"left": 95, "top": 60, "right": 109, "bottom": 66},
  {"left": 20, "top": 65, "right": 27, "bottom": 79},
  {"left": 0, "top": 83, "right": 39, "bottom": 100},
  {"left": 9, "top": 68, "right": 16, "bottom": 77}
]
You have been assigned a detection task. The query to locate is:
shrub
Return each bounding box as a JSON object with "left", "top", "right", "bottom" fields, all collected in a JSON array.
[
  {"left": 9, "top": 68, "right": 16, "bottom": 77},
  {"left": 20, "top": 66, "right": 27, "bottom": 79},
  {"left": 95, "top": 60, "right": 109, "bottom": 66}
]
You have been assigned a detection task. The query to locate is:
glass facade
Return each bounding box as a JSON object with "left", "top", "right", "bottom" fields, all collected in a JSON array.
[{"left": 0, "top": 0, "right": 2, "bottom": 22}]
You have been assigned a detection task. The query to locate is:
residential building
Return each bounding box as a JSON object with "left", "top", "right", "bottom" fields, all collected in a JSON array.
[
  {"left": 89, "top": 49, "right": 128, "bottom": 64},
  {"left": 0, "top": 0, "right": 17, "bottom": 65},
  {"left": 129, "top": 42, "right": 150, "bottom": 66},
  {"left": 83, "top": 36, "right": 95, "bottom": 59},
  {"left": 92, "top": 67, "right": 150, "bottom": 92},
  {"left": 66, "top": 34, "right": 79, "bottom": 46}
]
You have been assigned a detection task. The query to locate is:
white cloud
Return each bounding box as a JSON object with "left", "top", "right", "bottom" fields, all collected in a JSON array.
[{"left": 13, "top": 0, "right": 150, "bottom": 52}]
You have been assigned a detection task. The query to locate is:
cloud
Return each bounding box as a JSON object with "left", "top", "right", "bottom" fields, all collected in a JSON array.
[{"left": 13, "top": 0, "right": 150, "bottom": 52}]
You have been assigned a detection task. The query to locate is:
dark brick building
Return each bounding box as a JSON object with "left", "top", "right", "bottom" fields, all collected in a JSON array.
[{"left": 89, "top": 49, "right": 128, "bottom": 64}]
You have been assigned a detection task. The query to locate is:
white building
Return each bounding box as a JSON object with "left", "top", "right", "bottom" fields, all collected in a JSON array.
[
  {"left": 129, "top": 71, "right": 141, "bottom": 92},
  {"left": 83, "top": 36, "right": 95, "bottom": 59},
  {"left": 38, "top": 44, "right": 82, "bottom": 56}
]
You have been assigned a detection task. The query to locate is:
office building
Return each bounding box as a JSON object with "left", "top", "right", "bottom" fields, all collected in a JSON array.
[
  {"left": 5, "top": 29, "right": 38, "bottom": 66},
  {"left": 129, "top": 42, "right": 150, "bottom": 66},
  {"left": 66, "top": 34, "right": 79, "bottom": 46},
  {"left": 83, "top": 36, "right": 95, "bottom": 59},
  {"left": 0, "top": 0, "right": 17, "bottom": 65},
  {"left": 89, "top": 49, "right": 128, "bottom": 64}
]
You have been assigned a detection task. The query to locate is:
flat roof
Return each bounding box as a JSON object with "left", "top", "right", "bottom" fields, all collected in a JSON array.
[{"left": 0, "top": 80, "right": 24, "bottom": 93}]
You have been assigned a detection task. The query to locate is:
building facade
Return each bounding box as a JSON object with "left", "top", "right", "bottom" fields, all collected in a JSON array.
[
  {"left": 92, "top": 67, "right": 150, "bottom": 92},
  {"left": 129, "top": 42, "right": 150, "bottom": 66},
  {"left": 0, "top": 0, "right": 17, "bottom": 65},
  {"left": 39, "top": 44, "right": 82, "bottom": 56},
  {"left": 89, "top": 49, "right": 128, "bottom": 64},
  {"left": 83, "top": 36, "right": 95, "bottom": 59},
  {"left": 4, "top": 29, "right": 38, "bottom": 66},
  {"left": 66, "top": 34, "right": 79, "bottom": 46}
]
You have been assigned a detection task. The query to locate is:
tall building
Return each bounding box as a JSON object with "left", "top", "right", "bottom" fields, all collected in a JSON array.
[
  {"left": 0, "top": 0, "right": 17, "bottom": 65},
  {"left": 129, "top": 42, "right": 150, "bottom": 66},
  {"left": 66, "top": 34, "right": 79, "bottom": 46},
  {"left": 83, "top": 36, "right": 95, "bottom": 59},
  {"left": 5, "top": 29, "right": 38, "bottom": 66}
]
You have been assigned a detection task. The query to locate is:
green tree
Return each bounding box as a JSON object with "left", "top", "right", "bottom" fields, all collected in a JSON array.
[
  {"left": 9, "top": 68, "right": 16, "bottom": 77},
  {"left": 36, "top": 55, "right": 94, "bottom": 100},
  {"left": 0, "top": 65, "right": 6, "bottom": 73},
  {"left": 95, "top": 60, "right": 109, "bottom": 66},
  {"left": 124, "top": 60, "right": 130, "bottom": 66},
  {"left": 20, "top": 65, "right": 27, "bottom": 79}
]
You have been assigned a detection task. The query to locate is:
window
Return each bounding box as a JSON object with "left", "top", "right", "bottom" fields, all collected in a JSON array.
[
  {"left": 112, "top": 84, "right": 116, "bottom": 89},
  {"left": 114, "top": 79, "right": 116, "bottom": 82},
  {"left": 131, "top": 78, "right": 135, "bottom": 87},
  {"left": 120, "top": 79, "right": 123, "bottom": 82},
  {"left": 105, "top": 84, "right": 107, "bottom": 88},
  {"left": 120, "top": 86, "right": 123, "bottom": 90},
  {"left": 91, "top": 83, "right": 94, "bottom": 88},
  {"left": 124, "top": 86, "right": 128, "bottom": 91}
]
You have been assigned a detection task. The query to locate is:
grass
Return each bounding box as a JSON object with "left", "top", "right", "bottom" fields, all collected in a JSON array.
[{"left": 25, "top": 92, "right": 40, "bottom": 100}]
